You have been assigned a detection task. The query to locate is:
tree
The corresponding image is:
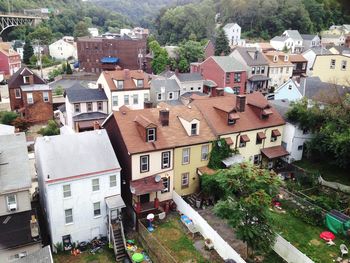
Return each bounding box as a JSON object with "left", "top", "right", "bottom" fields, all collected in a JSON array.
[
  {"left": 66, "top": 61, "right": 73, "bottom": 74},
  {"left": 214, "top": 28, "right": 230, "bottom": 56},
  {"left": 178, "top": 40, "right": 204, "bottom": 65},
  {"left": 74, "top": 21, "right": 90, "bottom": 38},
  {"left": 28, "top": 26, "right": 54, "bottom": 45},
  {"left": 38, "top": 120, "right": 60, "bottom": 136},
  {"left": 0, "top": 111, "right": 18, "bottom": 125},
  {"left": 149, "top": 40, "right": 169, "bottom": 74},
  {"left": 12, "top": 117, "right": 30, "bottom": 132},
  {"left": 23, "top": 40, "right": 34, "bottom": 65},
  {"left": 202, "top": 163, "right": 281, "bottom": 258}
]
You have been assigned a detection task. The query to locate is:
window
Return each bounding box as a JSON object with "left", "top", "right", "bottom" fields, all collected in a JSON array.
[
  {"left": 74, "top": 103, "right": 80, "bottom": 113},
  {"left": 168, "top": 92, "right": 173, "bottom": 100},
  {"left": 298, "top": 145, "right": 303, "bottom": 151},
  {"left": 234, "top": 73, "right": 241, "bottom": 83},
  {"left": 27, "top": 93, "right": 33, "bottom": 104},
  {"left": 330, "top": 59, "right": 336, "bottom": 69},
  {"left": 42, "top": 91, "right": 49, "bottom": 102},
  {"left": 341, "top": 60, "right": 347, "bottom": 70},
  {"left": 190, "top": 87, "right": 194, "bottom": 91},
  {"left": 161, "top": 177, "right": 170, "bottom": 193},
  {"left": 15, "top": 88, "right": 21, "bottom": 98},
  {"left": 157, "top": 93, "right": 163, "bottom": 101},
  {"left": 228, "top": 118, "right": 235, "bottom": 125},
  {"left": 225, "top": 72, "right": 230, "bottom": 84},
  {"left": 137, "top": 79, "right": 144, "bottom": 87},
  {"left": 286, "top": 67, "right": 289, "bottom": 73},
  {"left": 233, "top": 87, "right": 240, "bottom": 94},
  {"left": 93, "top": 202, "right": 101, "bottom": 217},
  {"left": 133, "top": 94, "right": 138, "bottom": 105},
  {"left": 117, "top": 80, "right": 124, "bottom": 89},
  {"left": 191, "top": 123, "right": 197, "bottom": 135},
  {"left": 97, "top": 101, "right": 103, "bottom": 111},
  {"left": 124, "top": 95, "right": 129, "bottom": 105},
  {"left": 140, "top": 155, "right": 149, "bottom": 172},
  {"left": 144, "top": 93, "right": 149, "bottom": 101},
  {"left": 239, "top": 139, "right": 246, "bottom": 148},
  {"left": 256, "top": 66, "right": 261, "bottom": 74},
  {"left": 302, "top": 63, "right": 306, "bottom": 70},
  {"left": 201, "top": 144, "right": 209, "bottom": 160},
  {"left": 147, "top": 128, "right": 156, "bottom": 142},
  {"left": 302, "top": 128, "right": 310, "bottom": 134},
  {"left": 253, "top": 154, "right": 261, "bottom": 165},
  {"left": 271, "top": 135, "right": 277, "bottom": 142},
  {"left": 7, "top": 194, "right": 16, "bottom": 211},
  {"left": 63, "top": 184, "right": 71, "bottom": 198},
  {"left": 161, "top": 151, "right": 171, "bottom": 169},
  {"left": 256, "top": 135, "right": 263, "bottom": 144},
  {"left": 65, "top": 209, "right": 73, "bottom": 224},
  {"left": 87, "top": 102, "right": 93, "bottom": 112},
  {"left": 182, "top": 148, "right": 190, "bottom": 164},
  {"left": 261, "top": 67, "right": 265, "bottom": 74},
  {"left": 92, "top": 178, "right": 100, "bottom": 191},
  {"left": 23, "top": 76, "right": 30, "bottom": 83},
  {"left": 280, "top": 67, "right": 283, "bottom": 73},
  {"left": 110, "top": 175, "right": 117, "bottom": 187},
  {"left": 251, "top": 67, "right": 255, "bottom": 74},
  {"left": 181, "top": 173, "right": 189, "bottom": 188},
  {"left": 112, "top": 95, "right": 118, "bottom": 107}
]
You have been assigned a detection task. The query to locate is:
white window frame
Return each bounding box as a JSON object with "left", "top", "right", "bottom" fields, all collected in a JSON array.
[
  {"left": 15, "top": 88, "right": 21, "bottom": 98},
  {"left": 161, "top": 151, "right": 170, "bottom": 169},
  {"left": 43, "top": 91, "right": 49, "bottom": 102},
  {"left": 92, "top": 178, "right": 100, "bottom": 192},
  {"left": 137, "top": 79, "right": 144, "bottom": 87},
  {"left": 330, "top": 59, "right": 336, "bottom": 69},
  {"left": 140, "top": 155, "right": 149, "bottom": 173},
  {"left": 157, "top": 93, "right": 162, "bottom": 101},
  {"left": 133, "top": 94, "right": 138, "bottom": 105},
  {"left": 74, "top": 103, "right": 80, "bottom": 113},
  {"left": 201, "top": 144, "right": 209, "bottom": 161},
  {"left": 147, "top": 128, "right": 156, "bottom": 142},
  {"left": 110, "top": 175, "right": 117, "bottom": 188},
  {"left": 161, "top": 177, "right": 170, "bottom": 193},
  {"left": 124, "top": 95, "right": 129, "bottom": 105},
  {"left": 182, "top": 148, "right": 190, "bottom": 164},
  {"left": 63, "top": 184, "right": 71, "bottom": 198},
  {"left": 112, "top": 95, "right": 118, "bottom": 106},
  {"left": 341, "top": 60, "right": 347, "bottom": 70},
  {"left": 93, "top": 202, "right": 101, "bottom": 217},
  {"left": 23, "top": 76, "right": 30, "bottom": 83},
  {"left": 7, "top": 194, "right": 16, "bottom": 210},
  {"left": 191, "top": 123, "right": 197, "bottom": 136},
  {"left": 87, "top": 102, "right": 93, "bottom": 112},
  {"left": 27, "top": 92, "right": 33, "bottom": 104},
  {"left": 168, "top": 92, "right": 173, "bottom": 100},
  {"left": 65, "top": 208, "right": 73, "bottom": 224},
  {"left": 181, "top": 173, "right": 189, "bottom": 188},
  {"left": 117, "top": 80, "right": 124, "bottom": 89},
  {"left": 97, "top": 101, "right": 103, "bottom": 111}
]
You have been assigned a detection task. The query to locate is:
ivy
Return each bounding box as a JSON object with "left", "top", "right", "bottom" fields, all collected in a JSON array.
[{"left": 207, "top": 139, "right": 234, "bottom": 169}]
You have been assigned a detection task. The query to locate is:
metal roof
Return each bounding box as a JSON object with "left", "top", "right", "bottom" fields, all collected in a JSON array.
[
  {"left": 65, "top": 87, "right": 108, "bottom": 103},
  {"left": 211, "top": 56, "right": 246, "bottom": 72}
]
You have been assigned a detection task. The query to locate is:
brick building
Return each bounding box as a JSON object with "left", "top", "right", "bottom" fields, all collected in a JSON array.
[
  {"left": 8, "top": 67, "right": 53, "bottom": 123},
  {"left": 77, "top": 36, "right": 147, "bottom": 74},
  {"left": 0, "top": 42, "right": 21, "bottom": 78}
]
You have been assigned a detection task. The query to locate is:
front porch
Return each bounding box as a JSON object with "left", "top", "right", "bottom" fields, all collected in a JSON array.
[
  {"left": 247, "top": 75, "right": 270, "bottom": 94},
  {"left": 261, "top": 145, "right": 289, "bottom": 169}
]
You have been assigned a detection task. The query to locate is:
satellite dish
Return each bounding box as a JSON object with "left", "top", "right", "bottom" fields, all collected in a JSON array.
[
  {"left": 155, "top": 175, "right": 161, "bottom": 182},
  {"left": 130, "top": 186, "right": 135, "bottom": 194}
]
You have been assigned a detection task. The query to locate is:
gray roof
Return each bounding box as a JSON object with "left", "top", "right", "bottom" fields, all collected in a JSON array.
[
  {"left": 0, "top": 133, "right": 31, "bottom": 193},
  {"left": 159, "top": 70, "right": 175, "bottom": 78},
  {"left": 268, "top": 99, "right": 291, "bottom": 120},
  {"left": 331, "top": 46, "right": 350, "bottom": 54},
  {"left": 0, "top": 124, "right": 15, "bottom": 135},
  {"left": 211, "top": 56, "right": 246, "bottom": 72},
  {"left": 204, "top": 80, "right": 217, "bottom": 87},
  {"left": 72, "top": 112, "right": 108, "bottom": 121},
  {"left": 35, "top": 129, "right": 120, "bottom": 182},
  {"left": 298, "top": 77, "right": 350, "bottom": 102},
  {"left": 301, "top": 34, "right": 318, "bottom": 41},
  {"left": 49, "top": 79, "right": 95, "bottom": 91},
  {"left": 306, "top": 47, "right": 332, "bottom": 55},
  {"left": 57, "top": 104, "right": 66, "bottom": 113},
  {"left": 223, "top": 23, "right": 239, "bottom": 30},
  {"left": 234, "top": 47, "right": 268, "bottom": 66},
  {"left": 248, "top": 75, "right": 270, "bottom": 82},
  {"left": 181, "top": 91, "right": 207, "bottom": 98},
  {"left": 65, "top": 87, "right": 108, "bottom": 103},
  {"left": 15, "top": 246, "right": 53, "bottom": 263},
  {"left": 271, "top": 36, "right": 289, "bottom": 42},
  {"left": 151, "top": 79, "right": 180, "bottom": 92},
  {"left": 177, "top": 73, "right": 203, "bottom": 82},
  {"left": 284, "top": 30, "right": 302, "bottom": 40},
  {"left": 21, "top": 84, "right": 51, "bottom": 92}
]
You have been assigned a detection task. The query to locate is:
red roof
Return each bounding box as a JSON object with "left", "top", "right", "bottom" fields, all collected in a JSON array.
[
  {"left": 130, "top": 174, "right": 165, "bottom": 195},
  {"left": 261, "top": 146, "right": 289, "bottom": 159}
]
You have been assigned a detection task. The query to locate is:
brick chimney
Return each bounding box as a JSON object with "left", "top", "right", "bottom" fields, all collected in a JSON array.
[
  {"left": 236, "top": 95, "right": 246, "bottom": 112},
  {"left": 124, "top": 69, "right": 130, "bottom": 79},
  {"left": 93, "top": 121, "right": 100, "bottom": 130},
  {"left": 216, "top": 88, "right": 224, "bottom": 96},
  {"left": 159, "top": 109, "right": 169, "bottom": 126},
  {"left": 144, "top": 100, "right": 153, "bottom": 109}
]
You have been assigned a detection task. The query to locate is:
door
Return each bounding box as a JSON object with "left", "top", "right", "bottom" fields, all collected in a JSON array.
[{"left": 140, "top": 194, "right": 150, "bottom": 204}]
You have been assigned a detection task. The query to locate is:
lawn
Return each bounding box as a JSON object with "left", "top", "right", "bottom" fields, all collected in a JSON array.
[
  {"left": 270, "top": 210, "right": 350, "bottom": 263},
  {"left": 294, "top": 159, "right": 350, "bottom": 185},
  {"left": 151, "top": 215, "right": 222, "bottom": 263},
  {"left": 53, "top": 245, "right": 115, "bottom": 263}
]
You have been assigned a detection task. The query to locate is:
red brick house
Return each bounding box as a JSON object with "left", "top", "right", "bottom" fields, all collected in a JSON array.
[
  {"left": 204, "top": 40, "right": 215, "bottom": 59},
  {"left": 8, "top": 67, "right": 53, "bottom": 123},
  {"left": 199, "top": 56, "right": 247, "bottom": 96},
  {"left": 0, "top": 43, "right": 21, "bottom": 78}
]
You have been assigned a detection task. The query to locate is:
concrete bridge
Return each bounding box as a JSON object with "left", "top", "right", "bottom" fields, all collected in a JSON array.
[{"left": 0, "top": 12, "right": 43, "bottom": 35}]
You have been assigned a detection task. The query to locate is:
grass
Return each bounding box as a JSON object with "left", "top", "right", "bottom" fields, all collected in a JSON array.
[
  {"left": 152, "top": 215, "right": 221, "bottom": 263},
  {"left": 294, "top": 159, "right": 350, "bottom": 185},
  {"left": 263, "top": 250, "right": 286, "bottom": 263},
  {"left": 270, "top": 210, "right": 350, "bottom": 263},
  {"left": 53, "top": 245, "right": 115, "bottom": 263}
]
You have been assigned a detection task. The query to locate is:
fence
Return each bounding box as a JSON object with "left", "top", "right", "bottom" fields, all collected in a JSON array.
[
  {"left": 137, "top": 219, "right": 177, "bottom": 263},
  {"left": 273, "top": 234, "right": 314, "bottom": 263},
  {"left": 172, "top": 191, "right": 246, "bottom": 263},
  {"left": 319, "top": 176, "right": 350, "bottom": 194}
]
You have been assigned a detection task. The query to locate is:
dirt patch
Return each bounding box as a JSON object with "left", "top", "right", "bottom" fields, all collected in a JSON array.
[{"left": 309, "top": 239, "right": 321, "bottom": 246}]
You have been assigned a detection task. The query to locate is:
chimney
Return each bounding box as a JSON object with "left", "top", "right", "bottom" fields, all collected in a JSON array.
[
  {"left": 29, "top": 75, "right": 34, "bottom": 85},
  {"left": 93, "top": 121, "right": 100, "bottom": 130},
  {"left": 254, "top": 50, "right": 258, "bottom": 60},
  {"left": 124, "top": 69, "right": 130, "bottom": 79},
  {"left": 159, "top": 109, "right": 169, "bottom": 126},
  {"left": 236, "top": 95, "right": 246, "bottom": 112},
  {"left": 216, "top": 88, "right": 224, "bottom": 96},
  {"left": 98, "top": 83, "right": 103, "bottom": 91},
  {"left": 144, "top": 100, "right": 153, "bottom": 109}
]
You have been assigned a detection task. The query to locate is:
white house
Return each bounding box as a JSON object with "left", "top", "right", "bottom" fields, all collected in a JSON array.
[
  {"left": 49, "top": 38, "right": 77, "bottom": 60},
  {"left": 301, "top": 34, "right": 321, "bottom": 51},
  {"left": 223, "top": 23, "right": 245, "bottom": 46},
  {"left": 61, "top": 84, "right": 109, "bottom": 132},
  {"left": 269, "top": 99, "right": 313, "bottom": 163},
  {"left": 270, "top": 30, "right": 303, "bottom": 53},
  {"left": 272, "top": 79, "right": 302, "bottom": 101},
  {"left": 35, "top": 130, "right": 125, "bottom": 249},
  {"left": 302, "top": 47, "right": 331, "bottom": 75},
  {"left": 321, "top": 34, "right": 346, "bottom": 47},
  {"left": 96, "top": 69, "right": 150, "bottom": 112},
  {"left": 169, "top": 72, "right": 204, "bottom": 96}
]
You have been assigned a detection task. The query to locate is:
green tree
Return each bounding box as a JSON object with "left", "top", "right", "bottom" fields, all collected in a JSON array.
[
  {"left": 38, "top": 120, "right": 60, "bottom": 136},
  {"left": 214, "top": 28, "right": 230, "bottom": 56},
  {"left": 23, "top": 40, "right": 34, "bottom": 65},
  {"left": 66, "top": 61, "right": 73, "bottom": 74},
  {"left": 28, "top": 26, "right": 54, "bottom": 45},
  {"left": 178, "top": 40, "right": 204, "bottom": 65},
  {"left": 149, "top": 40, "right": 169, "bottom": 74},
  {"left": 177, "top": 56, "right": 189, "bottom": 73},
  {"left": 0, "top": 111, "right": 19, "bottom": 125},
  {"left": 74, "top": 21, "right": 90, "bottom": 38}
]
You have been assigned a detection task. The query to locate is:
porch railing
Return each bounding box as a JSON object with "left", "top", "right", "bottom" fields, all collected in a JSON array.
[{"left": 110, "top": 223, "right": 118, "bottom": 256}]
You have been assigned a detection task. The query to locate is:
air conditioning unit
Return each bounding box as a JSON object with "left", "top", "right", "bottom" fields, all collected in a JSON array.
[{"left": 8, "top": 203, "right": 17, "bottom": 212}]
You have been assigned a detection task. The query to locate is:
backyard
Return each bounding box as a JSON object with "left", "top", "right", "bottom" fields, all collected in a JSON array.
[{"left": 53, "top": 245, "right": 115, "bottom": 263}]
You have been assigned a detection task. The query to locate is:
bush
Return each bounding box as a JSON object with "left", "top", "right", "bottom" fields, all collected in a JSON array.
[
  {"left": 54, "top": 85, "right": 64, "bottom": 96},
  {"left": 38, "top": 120, "right": 60, "bottom": 136},
  {"left": 207, "top": 139, "right": 234, "bottom": 169},
  {"left": 12, "top": 117, "right": 30, "bottom": 132},
  {"left": 0, "top": 111, "right": 19, "bottom": 125}
]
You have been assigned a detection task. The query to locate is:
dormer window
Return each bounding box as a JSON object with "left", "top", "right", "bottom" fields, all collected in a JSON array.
[
  {"left": 228, "top": 118, "right": 235, "bottom": 125},
  {"left": 117, "top": 80, "right": 124, "bottom": 89},
  {"left": 273, "top": 55, "right": 278, "bottom": 62},
  {"left": 284, "top": 55, "right": 289, "bottom": 62},
  {"left": 137, "top": 79, "right": 144, "bottom": 87},
  {"left": 23, "top": 76, "right": 30, "bottom": 84},
  {"left": 147, "top": 128, "right": 156, "bottom": 142},
  {"left": 191, "top": 123, "right": 198, "bottom": 136}
]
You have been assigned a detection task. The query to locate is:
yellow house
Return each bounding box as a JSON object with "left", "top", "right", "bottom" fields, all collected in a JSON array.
[
  {"left": 312, "top": 54, "right": 350, "bottom": 86},
  {"left": 192, "top": 92, "right": 287, "bottom": 169}
]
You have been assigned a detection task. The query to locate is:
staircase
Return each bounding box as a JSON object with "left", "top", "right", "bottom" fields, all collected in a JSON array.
[
  {"left": 186, "top": 192, "right": 202, "bottom": 208},
  {"left": 111, "top": 222, "right": 127, "bottom": 262}
]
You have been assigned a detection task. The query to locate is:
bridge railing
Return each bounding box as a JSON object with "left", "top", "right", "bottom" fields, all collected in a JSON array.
[{"left": 0, "top": 12, "right": 41, "bottom": 18}]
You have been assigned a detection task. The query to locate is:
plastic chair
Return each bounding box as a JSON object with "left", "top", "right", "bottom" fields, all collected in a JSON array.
[{"left": 340, "top": 244, "right": 348, "bottom": 257}]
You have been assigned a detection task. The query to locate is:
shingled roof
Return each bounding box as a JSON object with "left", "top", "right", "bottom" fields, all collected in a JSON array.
[
  {"left": 101, "top": 69, "right": 150, "bottom": 91},
  {"left": 211, "top": 56, "right": 247, "bottom": 72},
  {"left": 65, "top": 86, "right": 108, "bottom": 103}
]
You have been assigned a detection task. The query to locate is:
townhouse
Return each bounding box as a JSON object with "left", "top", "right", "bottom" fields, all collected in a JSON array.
[
  {"left": 223, "top": 23, "right": 245, "bottom": 46},
  {"left": 270, "top": 30, "right": 303, "bottom": 53},
  {"left": 302, "top": 47, "right": 331, "bottom": 75},
  {"left": 49, "top": 37, "right": 77, "bottom": 61},
  {"left": 300, "top": 34, "right": 320, "bottom": 51},
  {"left": 149, "top": 79, "right": 180, "bottom": 106},
  {"left": 102, "top": 103, "right": 215, "bottom": 225},
  {"left": 0, "top": 42, "right": 21, "bottom": 77},
  {"left": 96, "top": 68, "right": 150, "bottom": 112},
  {"left": 192, "top": 92, "right": 287, "bottom": 169},
  {"left": 289, "top": 54, "right": 308, "bottom": 78}
]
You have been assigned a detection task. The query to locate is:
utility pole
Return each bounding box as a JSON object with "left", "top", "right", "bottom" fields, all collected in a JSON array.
[
  {"left": 34, "top": 39, "right": 43, "bottom": 79},
  {"left": 7, "top": 0, "right": 11, "bottom": 13}
]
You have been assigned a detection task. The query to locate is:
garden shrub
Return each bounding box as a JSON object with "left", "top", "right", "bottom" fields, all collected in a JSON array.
[{"left": 207, "top": 139, "right": 234, "bottom": 169}]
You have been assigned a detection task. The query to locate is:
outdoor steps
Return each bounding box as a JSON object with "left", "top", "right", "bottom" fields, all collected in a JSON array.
[
  {"left": 186, "top": 192, "right": 202, "bottom": 207},
  {"left": 113, "top": 227, "right": 126, "bottom": 262}
]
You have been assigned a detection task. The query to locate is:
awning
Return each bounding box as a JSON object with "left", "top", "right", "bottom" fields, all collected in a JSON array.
[
  {"left": 248, "top": 75, "right": 270, "bottom": 82},
  {"left": 77, "top": 119, "right": 103, "bottom": 129},
  {"left": 240, "top": 134, "right": 250, "bottom": 142},
  {"left": 272, "top": 129, "right": 281, "bottom": 137},
  {"left": 130, "top": 175, "right": 165, "bottom": 195},
  {"left": 261, "top": 145, "right": 289, "bottom": 159},
  {"left": 222, "top": 154, "right": 244, "bottom": 168},
  {"left": 105, "top": 195, "right": 126, "bottom": 209},
  {"left": 229, "top": 112, "right": 240, "bottom": 120},
  {"left": 197, "top": 166, "right": 216, "bottom": 176},
  {"left": 101, "top": 57, "right": 119, "bottom": 64},
  {"left": 203, "top": 80, "right": 217, "bottom": 88},
  {"left": 257, "top": 132, "right": 266, "bottom": 140},
  {"left": 263, "top": 108, "right": 273, "bottom": 115},
  {"left": 225, "top": 137, "right": 234, "bottom": 145}
]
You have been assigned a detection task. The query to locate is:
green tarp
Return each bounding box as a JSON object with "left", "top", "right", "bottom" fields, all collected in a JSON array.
[{"left": 325, "top": 213, "right": 350, "bottom": 236}]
